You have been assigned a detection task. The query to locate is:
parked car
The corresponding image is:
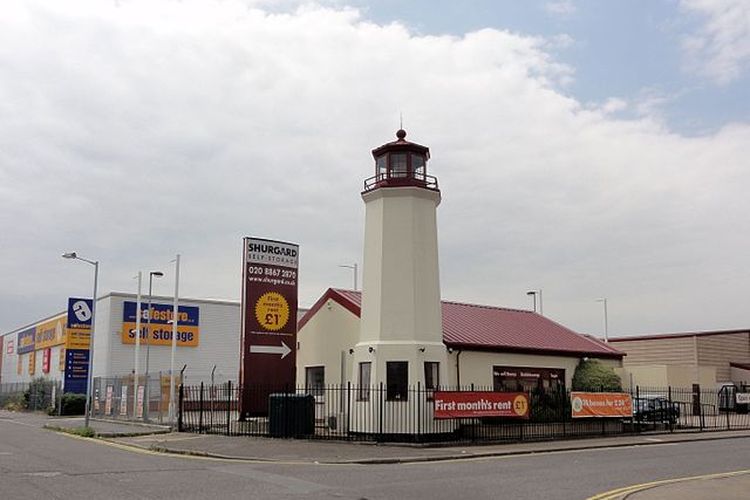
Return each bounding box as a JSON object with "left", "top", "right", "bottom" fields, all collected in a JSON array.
[{"left": 633, "top": 396, "right": 680, "bottom": 423}]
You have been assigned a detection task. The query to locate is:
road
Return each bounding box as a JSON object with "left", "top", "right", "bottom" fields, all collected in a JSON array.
[{"left": 2, "top": 412, "right": 750, "bottom": 499}]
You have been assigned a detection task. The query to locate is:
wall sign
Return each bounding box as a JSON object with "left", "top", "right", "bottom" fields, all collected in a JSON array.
[
  {"left": 239, "top": 237, "right": 299, "bottom": 418},
  {"left": 64, "top": 297, "right": 93, "bottom": 394},
  {"left": 121, "top": 302, "right": 200, "bottom": 347}
]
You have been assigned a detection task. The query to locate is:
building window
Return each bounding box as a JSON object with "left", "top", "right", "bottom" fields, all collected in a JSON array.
[
  {"left": 412, "top": 154, "right": 425, "bottom": 179},
  {"left": 358, "top": 362, "right": 371, "bottom": 401},
  {"left": 376, "top": 155, "right": 387, "bottom": 177},
  {"left": 424, "top": 361, "right": 439, "bottom": 400},
  {"left": 386, "top": 361, "right": 408, "bottom": 401},
  {"left": 390, "top": 153, "right": 408, "bottom": 177},
  {"left": 305, "top": 366, "right": 325, "bottom": 396}
]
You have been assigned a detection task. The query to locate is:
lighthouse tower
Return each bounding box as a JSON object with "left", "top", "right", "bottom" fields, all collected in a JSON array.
[{"left": 351, "top": 129, "right": 449, "bottom": 434}]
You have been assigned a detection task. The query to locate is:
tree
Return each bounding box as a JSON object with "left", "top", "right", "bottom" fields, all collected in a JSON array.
[{"left": 572, "top": 359, "right": 622, "bottom": 391}]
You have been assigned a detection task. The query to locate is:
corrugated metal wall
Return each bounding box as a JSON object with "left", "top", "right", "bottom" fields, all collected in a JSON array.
[
  {"left": 613, "top": 336, "right": 696, "bottom": 366},
  {"left": 697, "top": 332, "right": 750, "bottom": 382}
]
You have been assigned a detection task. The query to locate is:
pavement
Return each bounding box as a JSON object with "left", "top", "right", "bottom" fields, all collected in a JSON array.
[
  {"left": 31, "top": 412, "right": 750, "bottom": 497},
  {"left": 110, "top": 427, "right": 750, "bottom": 465},
  {"left": 43, "top": 415, "right": 172, "bottom": 438}
]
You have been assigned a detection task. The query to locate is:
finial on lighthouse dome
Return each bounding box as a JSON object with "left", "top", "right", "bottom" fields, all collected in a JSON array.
[{"left": 396, "top": 129, "right": 407, "bottom": 140}]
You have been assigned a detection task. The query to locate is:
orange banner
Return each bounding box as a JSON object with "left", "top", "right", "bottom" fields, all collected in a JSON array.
[{"left": 571, "top": 392, "right": 632, "bottom": 418}]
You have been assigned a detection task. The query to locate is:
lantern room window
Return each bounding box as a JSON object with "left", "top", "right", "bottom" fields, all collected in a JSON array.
[
  {"left": 376, "top": 155, "right": 387, "bottom": 177},
  {"left": 390, "top": 153, "right": 408, "bottom": 177},
  {"left": 412, "top": 154, "right": 425, "bottom": 180}
]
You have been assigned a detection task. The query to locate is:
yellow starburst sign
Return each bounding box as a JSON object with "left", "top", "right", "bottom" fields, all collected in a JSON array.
[{"left": 254, "top": 291, "right": 290, "bottom": 332}]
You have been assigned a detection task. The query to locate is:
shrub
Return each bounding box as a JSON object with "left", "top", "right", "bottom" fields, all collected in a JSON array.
[
  {"left": 1, "top": 393, "right": 26, "bottom": 411},
  {"left": 572, "top": 359, "right": 623, "bottom": 392},
  {"left": 60, "top": 393, "right": 87, "bottom": 416},
  {"left": 24, "top": 377, "right": 54, "bottom": 412}
]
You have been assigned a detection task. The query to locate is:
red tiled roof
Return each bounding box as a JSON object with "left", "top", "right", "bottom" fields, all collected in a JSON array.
[{"left": 299, "top": 289, "right": 623, "bottom": 359}]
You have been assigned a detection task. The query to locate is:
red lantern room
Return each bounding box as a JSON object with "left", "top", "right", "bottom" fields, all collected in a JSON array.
[{"left": 364, "top": 129, "right": 438, "bottom": 192}]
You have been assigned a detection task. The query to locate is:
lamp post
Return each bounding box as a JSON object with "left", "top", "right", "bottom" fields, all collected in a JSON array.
[
  {"left": 596, "top": 298, "right": 609, "bottom": 342},
  {"left": 62, "top": 251, "right": 98, "bottom": 428},
  {"left": 338, "top": 263, "right": 358, "bottom": 291},
  {"left": 143, "top": 270, "right": 163, "bottom": 421},
  {"left": 168, "top": 253, "right": 180, "bottom": 421},
  {"left": 526, "top": 289, "right": 543, "bottom": 314},
  {"left": 133, "top": 272, "right": 143, "bottom": 418}
]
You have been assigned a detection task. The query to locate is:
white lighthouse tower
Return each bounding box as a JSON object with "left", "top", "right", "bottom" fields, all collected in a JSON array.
[{"left": 350, "top": 129, "right": 450, "bottom": 435}]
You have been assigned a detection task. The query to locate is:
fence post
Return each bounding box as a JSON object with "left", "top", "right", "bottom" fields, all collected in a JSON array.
[
  {"left": 227, "top": 380, "right": 232, "bottom": 436},
  {"left": 177, "top": 384, "right": 184, "bottom": 432},
  {"left": 416, "top": 381, "right": 421, "bottom": 440},
  {"left": 199, "top": 382, "right": 204, "bottom": 433},
  {"left": 668, "top": 386, "right": 673, "bottom": 433},
  {"left": 379, "top": 381, "right": 384, "bottom": 441},
  {"left": 725, "top": 386, "right": 731, "bottom": 431},
  {"left": 346, "top": 380, "right": 352, "bottom": 436},
  {"left": 635, "top": 385, "right": 640, "bottom": 433}
]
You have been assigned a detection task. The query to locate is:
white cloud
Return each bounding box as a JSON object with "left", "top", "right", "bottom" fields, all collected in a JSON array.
[
  {"left": 680, "top": 0, "right": 750, "bottom": 84},
  {"left": 1, "top": 0, "right": 749, "bottom": 339},
  {"left": 544, "top": 1, "right": 577, "bottom": 17}
]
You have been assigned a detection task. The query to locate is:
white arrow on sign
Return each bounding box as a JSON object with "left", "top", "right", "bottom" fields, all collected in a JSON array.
[{"left": 249, "top": 341, "right": 292, "bottom": 359}]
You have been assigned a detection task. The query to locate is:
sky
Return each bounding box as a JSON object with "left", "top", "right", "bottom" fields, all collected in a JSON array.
[{"left": 1, "top": 0, "right": 749, "bottom": 339}]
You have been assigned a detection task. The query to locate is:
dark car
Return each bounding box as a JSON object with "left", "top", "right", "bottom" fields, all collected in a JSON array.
[{"left": 633, "top": 396, "right": 680, "bottom": 423}]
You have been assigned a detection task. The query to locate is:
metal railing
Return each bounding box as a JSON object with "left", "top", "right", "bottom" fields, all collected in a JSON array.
[
  {"left": 178, "top": 383, "right": 750, "bottom": 443},
  {"left": 363, "top": 172, "right": 438, "bottom": 192}
]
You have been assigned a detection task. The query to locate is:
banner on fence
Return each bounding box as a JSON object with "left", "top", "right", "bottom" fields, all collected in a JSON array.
[
  {"left": 120, "top": 386, "right": 128, "bottom": 416},
  {"left": 433, "top": 391, "right": 529, "bottom": 419},
  {"left": 571, "top": 392, "right": 632, "bottom": 418},
  {"left": 104, "top": 385, "right": 114, "bottom": 415},
  {"left": 736, "top": 393, "right": 750, "bottom": 405},
  {"left": 239, "top": 237, "right": 299, "bottom": 418}
]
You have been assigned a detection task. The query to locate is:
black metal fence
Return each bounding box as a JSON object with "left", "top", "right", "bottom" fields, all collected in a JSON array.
[
  {"left": 178, "top": 383, "right": 750, "bottom": 444},
  {"left": 0, "top": 380, "right": 62, "bottom": 413}
]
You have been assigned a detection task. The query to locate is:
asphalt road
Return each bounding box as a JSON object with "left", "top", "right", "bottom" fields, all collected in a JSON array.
[{"left": 2, "top": 413, "right": 750, "bottom": 499}]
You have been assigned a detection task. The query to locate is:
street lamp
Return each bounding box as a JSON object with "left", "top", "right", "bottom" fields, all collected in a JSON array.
[
  {"left": 142, "top": 270, "right": 163, "bottom": 421},
  {"left": 526, "top": 289, "right": 543, "bottom": 314},
  {"left": 596, "top": 298, "right": 609, "bottom": 342},
  {"left": 144, "top": 271, "right": 164, "bottom": 379},
  {"left": 338, "top": 263, "right": 358, "bottom": 291},
  {"left": 62, "top": 251, "right": 98, "bottom": 428}
]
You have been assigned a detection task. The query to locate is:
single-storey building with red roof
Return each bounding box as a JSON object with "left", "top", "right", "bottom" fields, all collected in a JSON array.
[{"left": 296, "top": 288, "right": 624, "bottom": 392}]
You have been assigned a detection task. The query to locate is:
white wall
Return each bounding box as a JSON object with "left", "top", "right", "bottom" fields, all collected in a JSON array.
[
  {"left": 98, "top": 293, "right": 241, "bottom": 384},
  {"left": 295, "top": 298, "right": 360, "bottom": 386}
]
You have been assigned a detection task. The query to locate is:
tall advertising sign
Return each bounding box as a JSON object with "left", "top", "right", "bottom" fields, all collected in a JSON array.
[
  {"left": 64, "top": 298, "right": 93, "bottom": 394},
  {"left": 239, "top": 237, "right": 299, "bottom": 418}
]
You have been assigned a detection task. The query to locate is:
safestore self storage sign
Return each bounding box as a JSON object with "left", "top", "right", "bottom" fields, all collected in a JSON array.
[{"left": 121, "top": 302, "right": 199, "bottom": 347}]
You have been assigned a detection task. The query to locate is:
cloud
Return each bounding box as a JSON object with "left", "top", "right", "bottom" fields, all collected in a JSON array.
[
  {"left": 1, "top": 0, "right": 749, "bottom": 339},
  {"left": 680, "top": 0, "right": 750, "bottom": 84},
  {"left": 544, "top": 1, "right": 577, "bottom": 17}
]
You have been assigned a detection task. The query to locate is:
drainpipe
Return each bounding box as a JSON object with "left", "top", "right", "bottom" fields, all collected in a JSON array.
[{"left": 456, "top": 350, "right": 463, "bottom": 389}]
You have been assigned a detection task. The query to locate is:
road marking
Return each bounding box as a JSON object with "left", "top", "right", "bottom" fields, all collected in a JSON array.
[
  {"left": 24, "top": 471, "right": 62, "bottom": 478},
  {"left": 587, "top": 469, "right": 750, "bottom": 500}
]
